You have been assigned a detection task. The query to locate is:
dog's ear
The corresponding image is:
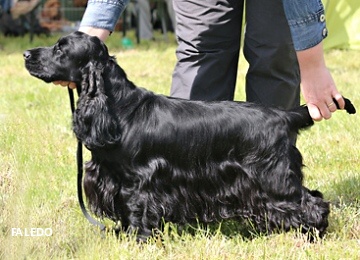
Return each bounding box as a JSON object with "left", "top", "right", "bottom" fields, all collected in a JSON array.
[
  {"left": 80, "top": 62, "right": 105, "bottom": 95},
  {"left": 74, "top": 62, "right": 121, "bottom": 149}
]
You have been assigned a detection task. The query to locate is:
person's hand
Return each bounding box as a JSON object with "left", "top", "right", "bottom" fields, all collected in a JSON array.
[
  {"left": 53, "top": 81, "right": 77, "bottom": 89},
  {"left": 296, "top": 42, "right": 345, "bottom": 121}
]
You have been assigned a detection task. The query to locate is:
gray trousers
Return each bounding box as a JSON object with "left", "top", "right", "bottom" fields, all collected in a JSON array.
[
  {"left": 170, "top": 0, "right": 300, "bottom": 110},
  {"left": 136, "top": 0, "right": 153, "bottom": 40}
]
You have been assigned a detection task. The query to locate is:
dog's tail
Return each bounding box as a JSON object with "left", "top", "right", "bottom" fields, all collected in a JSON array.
[
  {"left": 286, "top": 97, "right": 356, "bottom": 132},
  {"left": 286, "top": 106, "right": 314, "bottom": 132},
  {"left": 340, "top": 97, "right": 357, "bottom": 114}
]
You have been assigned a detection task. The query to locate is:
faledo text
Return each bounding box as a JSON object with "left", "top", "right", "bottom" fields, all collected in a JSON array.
[{"left": 11, "top": 228, "right": 53, "bottom": 237}]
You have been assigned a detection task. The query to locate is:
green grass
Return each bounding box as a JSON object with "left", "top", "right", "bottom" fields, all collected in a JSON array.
[{"left": 1, "top": 32, "right": 359, "bottom": 259}]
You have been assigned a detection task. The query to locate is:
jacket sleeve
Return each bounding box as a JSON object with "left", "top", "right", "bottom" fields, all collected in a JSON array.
[
  {"left": 282, "top": 0, "right": 328, "bottom": 51},
  {"left": 80, "top": 0, "right": 129, "bottom": 32}
]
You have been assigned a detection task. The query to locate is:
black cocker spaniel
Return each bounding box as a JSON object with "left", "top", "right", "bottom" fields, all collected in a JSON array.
[{"left": 24, "top": 31, "right": 356, "bottom": 241}]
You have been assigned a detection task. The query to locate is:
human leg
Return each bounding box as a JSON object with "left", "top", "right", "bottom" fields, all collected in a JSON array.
[
  {"left": 165, "top": 0, "right": 176, "bottom": 31},
  {"left": 136, "top": 0, "right": 153, "bottom": 40},
  {"left": 170, "top": 0, "right": 244, "bottom": 101},
  {"left": 244, "top": 0, "right": 300, "bottom": 110}
]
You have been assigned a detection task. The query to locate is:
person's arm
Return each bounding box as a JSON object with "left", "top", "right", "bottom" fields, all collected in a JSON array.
[
  {"left": 78, "top": 27, "right": 112, "bottom": 41},
  {"left": 282, "top": 0, "right": 345, "bottom": 120},
  {"left": 78, "top": 0, "right": 129, "bottom": 40},
  {"left": 53, "top": 0, "right": 129, "bottom": 88},
  {"left": 80, "top": 0, "right": 128, "bottom": 36}
]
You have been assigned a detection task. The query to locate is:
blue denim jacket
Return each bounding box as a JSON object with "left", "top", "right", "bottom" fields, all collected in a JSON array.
[
  {"left": 80, "top": 0, "right": 129, "bottom": 33},
  {"left": 283, "top": 0, "right": 327, "bottom": 50},
  {"left": 80, "top": 0, "right": 327, "bottom": 51}
]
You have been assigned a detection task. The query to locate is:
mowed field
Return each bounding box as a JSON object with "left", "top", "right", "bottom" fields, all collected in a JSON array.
[{"left": 0, "top": 32, "right": 359, "bottom": 259}]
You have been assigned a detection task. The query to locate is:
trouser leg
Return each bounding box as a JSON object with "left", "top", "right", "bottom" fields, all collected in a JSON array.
[
  {"left": 170, "top": 0, "right": 244, "bottom": 101},
  {"left": 244, "top": 0, "right": 300, "bottom": 110},
  {"left": 165, "top": 0, "right": 176, "bottom": 31},
  {"left": 136, "top": 0, "right": 153, "bottom": 40}
]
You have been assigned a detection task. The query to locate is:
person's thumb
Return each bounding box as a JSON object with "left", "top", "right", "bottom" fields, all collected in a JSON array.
[{"left": 308, "top": 103, "right": 323, "bottom": 121}]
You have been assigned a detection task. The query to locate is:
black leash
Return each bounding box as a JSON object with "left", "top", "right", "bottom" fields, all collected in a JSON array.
[{"left": 67, "top": 87, "right": 106, "bottom": 232}]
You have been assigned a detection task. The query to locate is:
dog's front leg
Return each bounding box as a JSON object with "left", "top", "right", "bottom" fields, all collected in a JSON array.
[{"left": 125, "top": 195, "right": 162, "bottom": 242}]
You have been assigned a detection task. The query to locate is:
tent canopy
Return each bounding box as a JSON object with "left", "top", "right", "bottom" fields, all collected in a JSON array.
[{"left": 323, "top": 0, "right": 360, "bottom": 50}]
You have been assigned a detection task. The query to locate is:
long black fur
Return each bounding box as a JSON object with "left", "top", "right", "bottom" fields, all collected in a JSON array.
[{"left": 24, "top": 31, "right": 356, "bottom": 241}]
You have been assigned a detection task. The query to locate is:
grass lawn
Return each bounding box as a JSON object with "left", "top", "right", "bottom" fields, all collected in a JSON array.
[{"left": 0, "top": 31, "right": 359, "bottom": 259}]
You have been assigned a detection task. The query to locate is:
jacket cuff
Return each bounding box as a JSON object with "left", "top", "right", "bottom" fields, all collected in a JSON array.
[
  {"left": 288, "top": 10, "right": 328, "bottom": 51},
  {"left": 80, "top": 0, "right": 126, "bottom": 32}
]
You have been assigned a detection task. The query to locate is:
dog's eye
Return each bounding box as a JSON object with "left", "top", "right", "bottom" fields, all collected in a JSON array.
[{"left": 54, "top": 46, "right": 62, "bottom": 56}]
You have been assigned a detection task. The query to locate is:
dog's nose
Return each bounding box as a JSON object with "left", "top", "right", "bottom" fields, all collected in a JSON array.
[{"left": 23, "top": 51, "right": 31, "bottom": 60}]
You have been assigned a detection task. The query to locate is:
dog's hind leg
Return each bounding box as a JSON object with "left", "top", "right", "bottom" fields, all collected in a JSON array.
[
  {"left": 257, "top": 188, "right": 329, "bottom": 239},
  {"left": 299, "top": 188, "right": 330, "bottom": 239}
]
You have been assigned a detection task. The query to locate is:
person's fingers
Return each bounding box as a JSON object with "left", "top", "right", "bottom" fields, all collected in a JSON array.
[
  {"left": 60, "top": 81, "right": 69, "bottom": 87},
  {"left": 324, "top": 93, "right": 345, "bottom": 115},
  {"left": 53, "top": 81, "right": 62, "bottom": 85},
  {"left": 326, "top": 100, "right": 337, "bottom": 113},
  {"left": 319, "top": 101, "right": 332, "bottom": 120},
  {"left": 308, "top": 103, "right": 323, "bottom": 121},
  {"left": 333, "top": 93, "right": 345, "bottom": 110},
  {"left": 53, "top": 81, "right": 69, "bottom": 87},
  {"left": 53, "top": 81, "right": 76, "bottom": 88},
  {"left": 68, "top": 82, "right": 77, "bottom": 89},
  {"left": 307, "top": 95, "right": 346, "bottom": 121}
]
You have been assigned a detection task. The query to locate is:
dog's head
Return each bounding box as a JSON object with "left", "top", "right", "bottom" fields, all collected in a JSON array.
[
  {"left": 24, "top": 31, "right": 109, "bottom": 85},
  {"left": 24, "top": 31, "right": 122, "bottom": 149}
]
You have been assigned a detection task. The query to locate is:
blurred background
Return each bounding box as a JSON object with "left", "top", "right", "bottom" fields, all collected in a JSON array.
[
  {"left": 0, "top": 0, "right": 175, "bottom": 44},
  {"left": 0, "top": 0, "right": 359, "bottom": 49}
]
